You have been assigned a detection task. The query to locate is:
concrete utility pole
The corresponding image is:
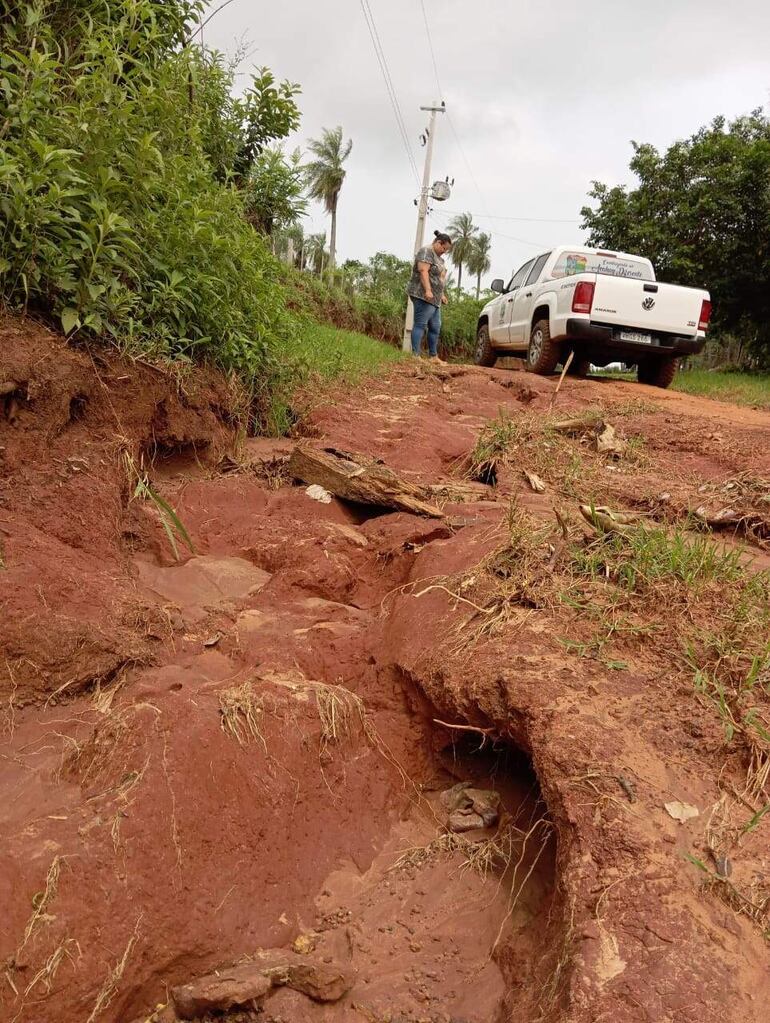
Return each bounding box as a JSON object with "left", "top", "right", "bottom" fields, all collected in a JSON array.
[{"left": 403, "top": 102, "right": 446, "bottom": 352}]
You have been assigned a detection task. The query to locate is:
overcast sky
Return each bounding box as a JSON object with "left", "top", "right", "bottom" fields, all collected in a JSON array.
[{"left": 202, "top": 0, "right": 770, "bottom": 285}]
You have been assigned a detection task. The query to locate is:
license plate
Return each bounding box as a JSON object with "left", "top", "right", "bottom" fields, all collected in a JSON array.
[{"left": 619, "top": 330, "right": 652, "bottom": 344}]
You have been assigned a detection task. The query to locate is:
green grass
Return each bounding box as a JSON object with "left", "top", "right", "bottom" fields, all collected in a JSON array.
[
  {"left": 282, "top": 321, "right": 404, "bottom": 384},
  {"left": 671, "top": 369, "right": 770, "bottom": 409}
]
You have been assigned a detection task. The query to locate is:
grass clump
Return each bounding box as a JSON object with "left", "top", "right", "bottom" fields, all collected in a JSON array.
[{"left": 570, "top": 521, "right": 744, "bottom": 594}]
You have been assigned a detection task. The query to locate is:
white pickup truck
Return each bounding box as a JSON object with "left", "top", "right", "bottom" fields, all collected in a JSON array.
[{"left": 475, "top": 245, "right": 712, "bottom": 388}]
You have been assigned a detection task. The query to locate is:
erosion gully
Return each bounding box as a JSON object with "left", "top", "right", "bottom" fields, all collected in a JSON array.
[{"left": 2, "top": 322, "right": 770, "bottom": 1023}]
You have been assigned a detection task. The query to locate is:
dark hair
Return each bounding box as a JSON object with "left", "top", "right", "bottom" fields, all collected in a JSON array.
[{"left": 433, "top": 230, "right": 452, "bottom": 246}]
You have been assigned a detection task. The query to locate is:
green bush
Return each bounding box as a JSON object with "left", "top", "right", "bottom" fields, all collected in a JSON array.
[
  {"left": 441, "top": 293, "right": 484, "bottom": 360},
  {"left": 286, "top": 263, "right": 484, "bottom": 360},
  {"left": 0, "top": 0, "right": 301, "bottom": 429}
]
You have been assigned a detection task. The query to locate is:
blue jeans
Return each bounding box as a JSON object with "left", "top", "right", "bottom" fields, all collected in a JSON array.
[{"left": 410, "top": 297, "right": 441, "bottom": 356}]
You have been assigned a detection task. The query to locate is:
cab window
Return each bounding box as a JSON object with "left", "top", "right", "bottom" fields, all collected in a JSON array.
[
  {"left": 525, "top": 252, "right": 551, "bottom": 286},
  {"left": 506, "top": 260, "right": 535, "bottom": 292}
]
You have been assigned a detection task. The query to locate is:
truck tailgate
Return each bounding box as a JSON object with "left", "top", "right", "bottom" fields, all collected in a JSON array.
[{"left": 590, "top": 277, "right": 703, "bottom": 337}]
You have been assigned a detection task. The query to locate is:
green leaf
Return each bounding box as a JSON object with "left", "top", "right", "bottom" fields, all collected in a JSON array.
[
  {"left": 61, "top": 307, "right": 80, "bottom": 334},
  {"left": 741, "top": 803, "right": 770, "bottom": 835},
  {"left": 685, "top": 853, "right": 709, "bottom": 873}
]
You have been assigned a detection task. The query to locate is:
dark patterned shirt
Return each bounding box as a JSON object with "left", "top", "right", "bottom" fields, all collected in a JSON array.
[{"left": 407, "top": 245, "right": 446, "bottom": 307}]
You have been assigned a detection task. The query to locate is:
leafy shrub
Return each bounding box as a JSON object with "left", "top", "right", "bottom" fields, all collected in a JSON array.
[{"left": 0, "top": 0, "right": 301, "bottom": 430}]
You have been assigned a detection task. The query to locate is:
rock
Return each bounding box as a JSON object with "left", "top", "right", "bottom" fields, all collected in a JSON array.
[
  {"left": 441, "top": 783, "right": 500, "bottom": 833},
  {"left": 172, "top": 964, "right": 272, "bottom": 1019},
  {"left": 282, "top": 961, "right": 351, "bottom": 1002},
  {"left": 172, "top": 952, "right": 352, "bottom": 1019},
  {"left": 594, "top": 422, "right": 628, "bottom": 457},
  {"left": 664, "top": 800, "right": 700, "bottom": 823},
  {"left": 306, "top": 483, "right": 333, "bottom": 504},
  {"left": 292, "top": 932, "right": 317, "bottom": 955}
]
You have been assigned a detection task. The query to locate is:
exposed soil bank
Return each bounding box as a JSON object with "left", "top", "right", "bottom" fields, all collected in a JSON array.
[{"left": 1, "top": 317, "right": 769, "bottom": 1023}]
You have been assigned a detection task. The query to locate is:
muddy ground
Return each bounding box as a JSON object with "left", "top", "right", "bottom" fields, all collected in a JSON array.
[{"left": 1, "top": 315, "right": 769, "bottom": 1023}]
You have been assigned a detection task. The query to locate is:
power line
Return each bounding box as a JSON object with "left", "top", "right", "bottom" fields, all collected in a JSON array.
[
  {"left": 417, "top": 2, "right": 490, "bottom": 218},
  {"left": 442, "top": 208, "right": 581, "bottom": 224},
  {"left": 359, "top": 1, "right": 421, "bottom": 185},
  {"left": 430, "top": 212, "right": 549, "bottom": 251},
  {"left": 420, "top": 0, "right": 444, "bottom": 101}
]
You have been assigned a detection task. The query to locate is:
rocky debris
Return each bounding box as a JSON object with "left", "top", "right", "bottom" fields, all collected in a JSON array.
[
  {"left": 288, "top": 446, "right": 444, "bottom": 518},
  {"left": 171, "top": 951, "right": 353, "bottom": 1019},
  {"left": 664, "top": 800, "right": 700, "bottom": 823},
  {"left": 441, "top": 782, "right": 500, "bottom": 833},
  {"left": 594, "top": 421, "right": 628, "bottom": 457},
  {"left": 552, "top": 416, "right": 628, "bottom": 458},
  {"left": 172, "top": 965, "right": 271, "bottom": 1019}
]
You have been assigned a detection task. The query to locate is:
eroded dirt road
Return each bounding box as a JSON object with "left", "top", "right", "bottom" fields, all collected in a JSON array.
[{"left": 1, "top": 317, "right": 769, "bottom": 1023}]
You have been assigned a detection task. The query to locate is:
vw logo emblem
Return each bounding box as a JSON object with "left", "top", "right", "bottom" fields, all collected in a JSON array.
[{"left": 642, "top": 297, "right": 655, "bottom": 310}]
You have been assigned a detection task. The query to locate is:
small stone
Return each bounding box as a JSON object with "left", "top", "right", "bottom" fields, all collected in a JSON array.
[{"left": 292, "top": 932, "right": 317, "bottom": 955}]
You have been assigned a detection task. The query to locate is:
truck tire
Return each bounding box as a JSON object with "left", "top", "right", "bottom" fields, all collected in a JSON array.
[
  {"left": 474, "top": 323, "right": 497, "bottom": 367},
  {"left": 526, "top": 319, "right": 561, "bottom": 375},
  {"left": 567, "top": 356, "right": 592, "bottom": 378},
  {"left": 637, "top": 356, "right": 679, "bottom": 389}
]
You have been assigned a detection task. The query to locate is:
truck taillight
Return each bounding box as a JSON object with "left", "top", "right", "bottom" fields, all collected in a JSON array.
[
  {"left": 572, "top": 281, "right": 595, "bottom": 315},
  {"left": 698, "top": 300, "right": 712, "bottom": 332}
]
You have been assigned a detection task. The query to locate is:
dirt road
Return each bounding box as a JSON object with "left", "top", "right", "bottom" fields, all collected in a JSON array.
[{"left": 1, "top": 317, "right": 769, "bottom": 1023}]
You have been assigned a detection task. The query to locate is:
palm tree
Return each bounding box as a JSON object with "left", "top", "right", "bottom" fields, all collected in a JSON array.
[
  {"left": 466, "top": 231, "right": 492, "bottom": 299},
  {"left": 304, "top": 231, "right": 328, "bottom": 275},
  {"left": 447, "top": 212, "right": 479, "bottom": 293},
  {"left": 305, "top": 127, "right": 352, "bottom": 271}
]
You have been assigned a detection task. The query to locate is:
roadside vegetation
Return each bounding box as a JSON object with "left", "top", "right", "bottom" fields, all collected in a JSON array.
[
  {"left": 583, "top": 109, "right": 770, "bottom": 370},
  {"left": 671, "top": 369, "right": 770, "bottom": 410}
]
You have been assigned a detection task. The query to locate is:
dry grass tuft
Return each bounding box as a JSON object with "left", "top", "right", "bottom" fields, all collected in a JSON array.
[
  {"left": 312, "top": 681, "right": 368, "bottom": 752},
  {"left": 219, "top": 682, "right": 268, "bottom": 753}
]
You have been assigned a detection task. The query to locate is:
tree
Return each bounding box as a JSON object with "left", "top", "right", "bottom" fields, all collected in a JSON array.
[
  {"left": 581, "top": 110, "right": 770, "bottom": 361},
  {"left": 232, "top": 66, "right": 302, "bottom": 184},
  {"left": 242, "top": 147, "right": 307, "bottom": 235},
  {"left": 466, "top": 231, "right": 492, "bottom": 299},
  {"left": 447, "top": 212, "right": 479, "bottom": 293},
  {"left": 305, "top": 232, "right": 329, "bottom": 275},
  {"left": 305, "top": 127, "right": 352, "bottom": 271}
]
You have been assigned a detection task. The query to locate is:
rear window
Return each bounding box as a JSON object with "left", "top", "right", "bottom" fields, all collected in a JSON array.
[{"left": 551, "top": 251, "right": 653, "bottom": 281}]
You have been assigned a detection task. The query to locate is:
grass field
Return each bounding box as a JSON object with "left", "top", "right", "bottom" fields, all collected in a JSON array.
[
  {"left": 670, "top": 369, "right": 770, "bottom": 409},
  {"left": 284, "top": 321, "right": 404, "bottom": 383}
]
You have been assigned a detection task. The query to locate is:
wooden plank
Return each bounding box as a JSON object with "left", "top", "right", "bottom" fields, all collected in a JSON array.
[{"left": 288, "top": 446, "right": 444, "bottom": 518}]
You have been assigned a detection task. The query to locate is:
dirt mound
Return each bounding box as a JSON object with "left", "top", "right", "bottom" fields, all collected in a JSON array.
[
  {"left": 2, "top": 319, "right": 769, "bottom": 1023},
  {"left": 0, "top": 315, "right": 235, "bottom": 706}
]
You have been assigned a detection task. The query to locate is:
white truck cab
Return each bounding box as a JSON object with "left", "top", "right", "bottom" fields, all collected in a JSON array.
[{"left": 475, "top": 245, "right": 711, "bottom": 388}]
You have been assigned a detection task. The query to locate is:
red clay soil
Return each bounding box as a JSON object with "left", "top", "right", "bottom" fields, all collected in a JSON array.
[{"left": 1, "top": 315, "right": 769, "bottom": 1023}]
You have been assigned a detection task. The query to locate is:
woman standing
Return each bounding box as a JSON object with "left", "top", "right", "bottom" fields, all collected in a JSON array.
[{"left": 407, "top": 231, "right": 452, "bottom": 358}]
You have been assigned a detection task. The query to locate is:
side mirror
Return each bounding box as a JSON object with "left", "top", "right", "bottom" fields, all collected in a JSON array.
[{"left": 490, "top": 278, "right": 504, "bottom": 294}]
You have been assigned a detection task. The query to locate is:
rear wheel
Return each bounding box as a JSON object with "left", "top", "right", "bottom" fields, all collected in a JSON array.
[
  {"left": 526, "top": 319, "right": 561, "bottom": 375},
  {"left": 474, "top": 323, "right": 497, "bottom": 367},
  {"left": 567, "top": 355, "right": 592, "bottom": 377},
  {"left": 637, "top": 356, "right": 679, "bottom": 389}
]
